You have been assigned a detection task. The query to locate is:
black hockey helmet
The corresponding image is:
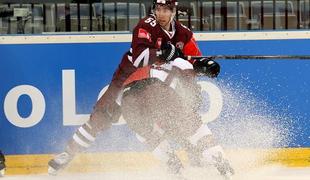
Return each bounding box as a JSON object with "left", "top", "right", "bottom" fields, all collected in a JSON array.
[{"left": 152, "top": 0, "right": 178, "bottom": 10}]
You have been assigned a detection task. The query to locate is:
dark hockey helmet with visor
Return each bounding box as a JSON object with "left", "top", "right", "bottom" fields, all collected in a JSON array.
[{"left": 153, "top": 0, "right": 178, "bottom": 10}]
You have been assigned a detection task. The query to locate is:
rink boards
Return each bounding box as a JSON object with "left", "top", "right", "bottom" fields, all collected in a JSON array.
[{"left": 1, "top": 31, "right": 310, "bottom": 174}]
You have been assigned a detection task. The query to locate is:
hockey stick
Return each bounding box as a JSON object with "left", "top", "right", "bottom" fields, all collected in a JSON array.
[{"left": 187, "top": 55, "right": 310, "bottom": 60}]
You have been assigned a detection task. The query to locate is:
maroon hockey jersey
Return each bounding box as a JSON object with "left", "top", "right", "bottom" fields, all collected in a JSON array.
[{"left": 128, "top": 14, "right": 202, "bottom": 68}]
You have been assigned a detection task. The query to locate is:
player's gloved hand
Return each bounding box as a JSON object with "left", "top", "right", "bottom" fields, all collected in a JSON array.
[
  {"left": 157, "top": 43, "right": 185, "bottom": 61},
  {"left": 193, "top": 58, "right": 220, "bottom": 78}
]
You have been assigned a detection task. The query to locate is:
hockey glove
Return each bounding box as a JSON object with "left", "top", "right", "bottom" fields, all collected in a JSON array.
[
  {"left": 157, "top": 43, "right": 185, "bottom": 62},
  {"left": 193, "top": 58, "right": 220, "bottom": 78}
]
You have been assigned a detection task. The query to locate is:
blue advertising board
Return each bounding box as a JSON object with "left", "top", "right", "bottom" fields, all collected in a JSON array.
[{"left": 0, "top": 33, "right": 310, "bottom": 155}]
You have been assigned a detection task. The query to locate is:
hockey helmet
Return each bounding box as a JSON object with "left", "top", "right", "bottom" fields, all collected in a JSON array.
[{"left": 153, "top": 0, "right": 178, "bottom": 10}]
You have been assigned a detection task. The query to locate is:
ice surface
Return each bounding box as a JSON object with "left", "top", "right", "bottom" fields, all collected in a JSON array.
[{"left": 3, "top": 166, "right": 310, "bottom": 180}]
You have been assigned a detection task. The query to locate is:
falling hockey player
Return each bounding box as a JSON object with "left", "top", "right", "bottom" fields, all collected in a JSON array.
[
  {"left": 48, "top": 0, "right": 234, "bottom": 178},
  {"left": 121, "top": 57, "right": 235, "bottom": 179}
]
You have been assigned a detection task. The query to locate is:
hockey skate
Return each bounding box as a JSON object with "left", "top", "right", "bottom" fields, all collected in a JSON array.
[
  {"left": 166, "top": 152, "right": 184, "bottom": 174},
  {"left": 48, "top": 152, "right": 74, "bottom": 175},
  {"left": 0, "top": 151, "right": 5, "bottom": 177},
  {"left": 166, "top": 152, "right": 188, "bottom": 180},
  {"left": 213, "top": 153, "right": 234, "bottom": 180}
]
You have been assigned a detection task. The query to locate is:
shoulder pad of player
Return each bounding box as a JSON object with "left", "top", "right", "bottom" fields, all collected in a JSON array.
[{"left": 175, "top": 21, "right": 190, "bottom": 31}]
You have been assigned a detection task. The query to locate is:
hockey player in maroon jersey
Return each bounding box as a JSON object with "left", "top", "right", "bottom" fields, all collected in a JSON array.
[{"left": 48, "top": 0, "right": 233, "bottom": 178}]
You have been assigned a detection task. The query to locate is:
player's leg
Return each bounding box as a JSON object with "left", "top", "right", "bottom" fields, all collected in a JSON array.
[
  {"left": 0, "top": 150, "right": 5, "bottom": 177},
  {"left": 136, "top": 133, "right": 184, "bottom": 175},
  {"left": 48, "top": 55, "right": 136, "bottom": 175},
  {"left": 48, "top": 92, "right": 118, "bottom": 175},
  {"left": 168, "top": 100, "right": 234, "bottom": 177},
  {"left": 187, "top": 123, "right": 234, "bottom": 178}
]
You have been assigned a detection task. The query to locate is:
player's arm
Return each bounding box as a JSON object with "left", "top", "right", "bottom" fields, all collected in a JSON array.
[
  {"left": 183, "top": 36, "right": 202, "bottom": 58},
  {"left": 183, "top": 33, "right": 220, "bottom": 78}
]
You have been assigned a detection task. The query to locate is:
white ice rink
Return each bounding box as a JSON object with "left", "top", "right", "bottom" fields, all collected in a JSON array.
[{"left": 3, "top": 166, "right": 310, "bottom": 180}]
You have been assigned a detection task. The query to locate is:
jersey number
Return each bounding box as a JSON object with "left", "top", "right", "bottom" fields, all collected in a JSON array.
[{"left": 145, "top": 17, "right": 157, "bottom": 27}]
